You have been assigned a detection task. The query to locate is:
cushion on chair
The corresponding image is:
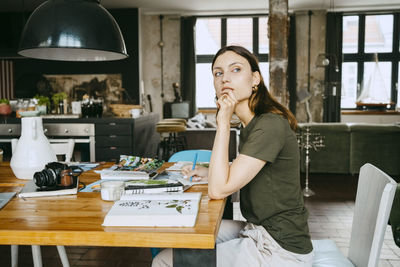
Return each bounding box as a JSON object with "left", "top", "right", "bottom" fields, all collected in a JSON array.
[
  {"left": 168, "top": 149, "right": 212, "bottom": 162},
  {"left": 312, "top": 240, "right": 354, "bottom": 267}
]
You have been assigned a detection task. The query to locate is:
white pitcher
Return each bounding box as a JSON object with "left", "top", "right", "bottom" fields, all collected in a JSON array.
[{"left": 10, "top": 117, "right": 57, "bottom": 180}]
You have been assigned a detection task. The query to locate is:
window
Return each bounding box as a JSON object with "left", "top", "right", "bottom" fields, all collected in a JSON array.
[
  {"left": 341, "top": 13, "right": 400, "bottom": 109},
  {"left": 195, "top": 16, "right": 269, "bottom": 109}
]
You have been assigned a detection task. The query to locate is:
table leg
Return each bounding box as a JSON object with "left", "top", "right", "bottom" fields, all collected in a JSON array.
[{"left": 173, "top": 247, "right": 216, "bottom": 267}]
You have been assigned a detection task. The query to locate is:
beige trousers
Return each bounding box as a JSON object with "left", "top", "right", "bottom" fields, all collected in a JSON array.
[{"left": 152, "top": 219, "right": 314, "bottom": 267}]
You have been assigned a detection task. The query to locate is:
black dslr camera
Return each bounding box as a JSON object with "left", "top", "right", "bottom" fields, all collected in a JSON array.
[{"left": 33, "top": 162, "right": 83, "bottom": 190}]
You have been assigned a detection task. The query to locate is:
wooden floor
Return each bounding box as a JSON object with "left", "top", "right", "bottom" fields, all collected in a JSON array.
[{"left": 0, "top": 173, "right": 399, "bottom": 267}]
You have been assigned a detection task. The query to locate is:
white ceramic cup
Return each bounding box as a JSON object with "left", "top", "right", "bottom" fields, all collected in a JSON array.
[
  {"left": 130, "top": 108, "right": 141, "bottom": 118},
  {"left": 101, "top": 181, "right": 125, "bottom": 201},
  {"left": 71, "top": 101, "right": 82, "bottom": 115}
]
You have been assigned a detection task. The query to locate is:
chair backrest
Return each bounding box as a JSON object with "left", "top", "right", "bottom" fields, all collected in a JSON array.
[
  {"left": 168, "top": 149, "right": 212, "bottom": 162},
  {"left": 48, "top": 139, "right": 75, "bottom": 163},
  {"left": 348, "top": 163, "right": 397, "bottom": 267}
]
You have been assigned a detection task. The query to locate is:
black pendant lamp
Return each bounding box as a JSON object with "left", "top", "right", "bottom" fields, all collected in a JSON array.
[{"left": 18, "top": 0, "right": 128, "bottom": 61}]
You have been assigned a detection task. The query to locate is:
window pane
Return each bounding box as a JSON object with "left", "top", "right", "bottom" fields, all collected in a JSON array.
[
  {"left": 365, "top": 15, "right": 393, "bottom": 53},
  {"left": 227, "top": 18, "right": 253, "bottom": 52},
  {"left": 259, "top": 17, "right": 269, "bottom": 54},
  {"left": 398, "top": 63, "right": 400, "bottom": 109},
  {"left": 343, "top": 16, "right": 358, "bottom": 53},
  {"left": 360, "top": 62, "right": 391, "bottom": 103},
  {"left": 259, "top": 62, "right": 269, "bottom": 89},
  {"left": 341, "top": 62, "right": 358, "bottom": 108},
  {"left": 196, "top": 18, "right": 221, "bottom": 55},
  {"left": 196, "top": 63, "right": 215, "bottom": 108}
]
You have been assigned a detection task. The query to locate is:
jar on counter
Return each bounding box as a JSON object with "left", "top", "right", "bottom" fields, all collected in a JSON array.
[
  {"left": 27, "top": 99, "right": 37, "bottom": 111},
  {"left": 15, "top": 99, "right": 27, "bottom": 118}
]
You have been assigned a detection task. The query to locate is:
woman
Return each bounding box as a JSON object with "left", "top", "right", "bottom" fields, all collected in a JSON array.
[{"left": 152, "top": 45, "right": 313, "bottom": 266}]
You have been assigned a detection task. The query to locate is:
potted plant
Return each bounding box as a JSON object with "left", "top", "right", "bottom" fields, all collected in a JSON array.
[
  {"left": 34, "top": 95, "right": 50, "bottom": 115},
  {"left": 0, "top": 98, "right": 12, "bottom": 115},
  {"left": 52, "top": 92, "right": 68, "bottom": 114}
]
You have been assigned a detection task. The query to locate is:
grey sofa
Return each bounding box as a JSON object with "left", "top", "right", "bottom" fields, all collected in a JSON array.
[{"left": 298, "top": 123, "right": 400, "bottom": 177}]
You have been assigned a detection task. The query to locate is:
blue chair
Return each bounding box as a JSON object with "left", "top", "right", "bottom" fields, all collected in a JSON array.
[
  {"left": 168, "top": 149, "right": 212, "bottom": 162},
  {"left": 151, "top": 150, "right": 212, "bottom": 258}
]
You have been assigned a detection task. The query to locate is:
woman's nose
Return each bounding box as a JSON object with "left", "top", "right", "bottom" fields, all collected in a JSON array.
[{"left": 222, "top": 72, "right": 230, "bottom": 83}]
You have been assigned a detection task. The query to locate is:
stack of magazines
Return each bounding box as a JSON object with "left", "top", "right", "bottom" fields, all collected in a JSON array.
[{"left": 96, "top": 155, "right": 164, "bottom": 180}]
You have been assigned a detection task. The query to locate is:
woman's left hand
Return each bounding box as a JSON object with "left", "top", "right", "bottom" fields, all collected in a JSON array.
[{"left": 181, "top": 164, "right": 208, "bottom": 182}]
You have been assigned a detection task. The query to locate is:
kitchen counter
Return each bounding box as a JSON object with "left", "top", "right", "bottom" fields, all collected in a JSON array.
[
  {"left": 0, "top": 113, "right": 157, "bottom": 124},
  {"left": 0, "top": 113, "right": 160, "bottom": 162}
]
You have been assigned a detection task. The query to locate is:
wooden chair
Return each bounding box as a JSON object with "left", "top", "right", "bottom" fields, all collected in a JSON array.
[
  {"left": 11, "top": 138, "right": 73, "bottom": 267},
  {"left": 312, "top": 163, "right": 397, "bottom": 267},
  {"left": 156, "top": 119, "right": 187, "bottom": 161}
]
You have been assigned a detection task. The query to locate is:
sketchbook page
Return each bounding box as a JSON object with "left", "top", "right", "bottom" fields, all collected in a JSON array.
[
  {"left": 166, "top": 161, "right": 209, "bottom": 172},
  {"left": 97, "top": 170, "right": 150, "bottom": 180},
  {"left": 18, "top": 179, "right": 79, "bottom": 198},
  {"left": 167, "top": 172, "right": 208, "bottom": 186},
  {"left": 102, "top": 192, "right": 202, "bottom": 227},
  {"left": 165, "top": 161, "right": 192, "bottom": 171}
]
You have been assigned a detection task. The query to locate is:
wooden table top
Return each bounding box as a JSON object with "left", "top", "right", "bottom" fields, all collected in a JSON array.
[{"left": 0, "top": 162, "right": 225, "bottom": 249}]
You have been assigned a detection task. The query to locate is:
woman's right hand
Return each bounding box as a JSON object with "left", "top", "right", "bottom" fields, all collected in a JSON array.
[
  {"left": 181, "top": 164, "right": 209, "bottom": 182},
  {"left": 216, "top": 90, "right": 238, "bottom": 127}
]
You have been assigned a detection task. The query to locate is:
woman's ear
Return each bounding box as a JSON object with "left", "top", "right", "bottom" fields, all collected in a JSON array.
[{"left": 252, "top": 71, "right": 261, "bottom": 86}]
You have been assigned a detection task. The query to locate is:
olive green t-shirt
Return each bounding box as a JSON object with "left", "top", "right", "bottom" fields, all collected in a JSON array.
[{"left": 239, "top": 113, "right": 313, "bottom": 254}]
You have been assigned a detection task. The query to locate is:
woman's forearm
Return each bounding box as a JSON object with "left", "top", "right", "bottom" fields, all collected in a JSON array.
[{"left": 208, "top": 123, "right": 231, "bottom": 199}]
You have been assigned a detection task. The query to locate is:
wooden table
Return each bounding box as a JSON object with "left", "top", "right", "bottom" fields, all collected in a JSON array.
[{"left": 0, "top": 162, "right": 226, "bottom": 266}]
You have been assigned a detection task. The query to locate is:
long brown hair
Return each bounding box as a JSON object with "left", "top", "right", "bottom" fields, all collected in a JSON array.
[{"left": 211, "top": 45, "right": 297, "bottom": 131}]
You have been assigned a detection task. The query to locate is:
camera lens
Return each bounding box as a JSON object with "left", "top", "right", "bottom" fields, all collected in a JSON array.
[{"left": 34, "top": 168, "right": 58, "bottom": 188}]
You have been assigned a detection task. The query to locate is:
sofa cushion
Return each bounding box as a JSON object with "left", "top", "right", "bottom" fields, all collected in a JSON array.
[
  {"left": 298, "top": 123, "right": 350, "bottom": 174},
  {"left": 349, "top": 124, "right": 400, "bottom": 176}
]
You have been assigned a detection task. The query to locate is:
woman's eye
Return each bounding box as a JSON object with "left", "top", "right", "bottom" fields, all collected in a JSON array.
[
  {"left": 214, "top": 71, "right": 222, "bottom": 77},
  {"left": 232, "top": 67, "right": 241, "bottom": 72}
]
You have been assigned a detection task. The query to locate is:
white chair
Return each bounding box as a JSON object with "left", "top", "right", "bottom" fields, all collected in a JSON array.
[
  {"left": 11, "top": 138, "right": 73, "bottom": 267},
  {"left": 49, "top": 139, "right": 75, "bottom": 163},
  {"left": 312, "top": 163, "right": 397, "bottom": 267}
]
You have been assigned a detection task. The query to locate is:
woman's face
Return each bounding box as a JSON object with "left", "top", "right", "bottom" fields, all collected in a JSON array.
[{"left": 212, "top": 51, "right": 260, "bottom": 102}]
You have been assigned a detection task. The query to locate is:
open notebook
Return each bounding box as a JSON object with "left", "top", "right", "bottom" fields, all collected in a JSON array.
[{"left": 103, "top": 192, "right": 202, "bottom": 227}]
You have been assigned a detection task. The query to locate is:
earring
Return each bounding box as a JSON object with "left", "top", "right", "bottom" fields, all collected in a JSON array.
[{"left": 252, "top": 84, "right": 258, "bottom": 93}]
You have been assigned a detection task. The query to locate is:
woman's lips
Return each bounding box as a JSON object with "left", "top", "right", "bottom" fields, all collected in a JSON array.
[{"left": 221, "top": 87, "right": 233, "bottom": 94}]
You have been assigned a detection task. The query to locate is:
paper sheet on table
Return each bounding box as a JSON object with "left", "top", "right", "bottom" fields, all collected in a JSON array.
[
  {"left": 165, "top": 161, "right": 192, "bottom": 171},
  {"left": 167, "top": 171, "right": 208, "bottom": 186}
]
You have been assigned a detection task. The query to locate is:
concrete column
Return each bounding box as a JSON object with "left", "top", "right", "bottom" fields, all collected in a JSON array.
[{"left": 269, "top": 0, "right": 289, "bottom": 106}]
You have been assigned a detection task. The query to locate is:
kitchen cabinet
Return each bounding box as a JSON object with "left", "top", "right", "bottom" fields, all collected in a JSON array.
[
  {"left": 0, "top": 113, "right": 160, "bottom": 162},
  {"left": 95, "top": 122, "right": 132, "bottom": 162},
  {"left": 94, "top": 114, "right": 160, "bottom": 162}
]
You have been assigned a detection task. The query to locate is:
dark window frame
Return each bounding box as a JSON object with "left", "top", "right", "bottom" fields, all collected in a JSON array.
[
  {"left": 195, "top": 15, "right": 269, "bottom": 109},
  {"left": 341, "top": 12, "right": 400, "bottom": 110}
]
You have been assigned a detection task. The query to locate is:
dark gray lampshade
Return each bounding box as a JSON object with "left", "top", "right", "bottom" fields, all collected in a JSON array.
[{"left": 18, "top": 0, "right": 128, "bottom": 61}]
